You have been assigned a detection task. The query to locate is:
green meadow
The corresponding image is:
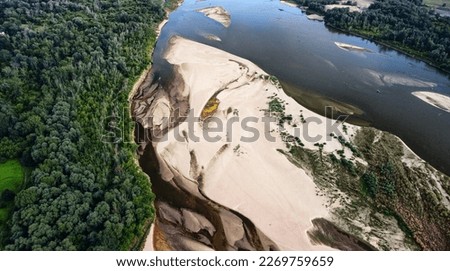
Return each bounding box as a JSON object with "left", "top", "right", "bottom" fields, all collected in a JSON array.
[{"left": 0, "top": 160, "right": 24, "bottom": 222}]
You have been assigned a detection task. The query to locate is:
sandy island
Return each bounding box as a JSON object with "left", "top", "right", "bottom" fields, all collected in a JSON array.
[
  {"left": 326, "top": 0, "right": 374, "bottom": 12},
  {"left": 136, "top": 0, "right": 450, "bottom": 250},
  {"left": 202, "top": 33, "right": 222, "bottom": 41},
  {"left": 136, "top": 35, "right": 450, "bottom": 250},
  {"left": 280, "top": 0, "right": 298, "bottom": 8},
  {"left": 147, "top": 36, "right": 375, "bottom": 250},
  {"left": 307, "top": 14, "right": 324, "bottom": 21},
  {"left": 362, "top": 69, "right": 438, "bottom": 88},
  {"left": 197, "top": 6, "right": 231, "bottom": 27},
  {"left": 335, "top": 41, "right": 370, "bottom": 52},
  {"left": 413, "top": 91, "right": 450, "bottom": 113}
]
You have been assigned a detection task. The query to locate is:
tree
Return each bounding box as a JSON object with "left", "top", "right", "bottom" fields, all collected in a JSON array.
[{"left": 0, "top": 0, "right": 163, "bottom": 250}]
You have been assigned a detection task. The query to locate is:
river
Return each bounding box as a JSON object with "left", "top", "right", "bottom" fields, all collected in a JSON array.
[{"left": 151, "top": 0, "right": 450, "bottom": 175}]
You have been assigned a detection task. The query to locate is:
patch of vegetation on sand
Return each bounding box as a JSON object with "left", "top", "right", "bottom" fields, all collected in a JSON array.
[
  {"left": 274, "top": 102, "right": 449, "bottom": 250},
  {"left": 288, "top": 126, "right": 450, "bottom": 250},
  {"left": 353, "top": 128, "right": 450, "bottom": 250},
  {"left": 201, "top": 97, "right": 221, "bottom": 120},
  {"left": 263, "top": 77, "right": 442, "bottom": 249}
]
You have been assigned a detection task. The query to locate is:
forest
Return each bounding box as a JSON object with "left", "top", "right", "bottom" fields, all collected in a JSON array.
[
  {"left": 294, "top": 0, "right": 450, "bottom": 72},
  {"left": 0, "top": 0, "right": 164, "bottom": 250}
]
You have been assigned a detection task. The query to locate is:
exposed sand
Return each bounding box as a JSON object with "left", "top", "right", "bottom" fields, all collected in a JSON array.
[
  {"left": 335, "top": 41, "right": 370, "bottom": 52},
  {"left": 201, "top": 33, "right": 222, "bottom": 42},
  {"left": 138, "top": 15, "right": 173, "bottom": 253},
  {"left": 362, "top": 69, "right": 438, "bottom": 88},
  {"left": 157, "top": 19, "right": 168, "bottom": 36},
  {"left": 325, "top": 4, "right": 362, "bottom": 13},
  {"left": 412, "top": 91, "right": 450, "bottom": 113},
  {"left": 307, "top": 14, "right": 324, "bottom": 21},
  {"left": 128, "top": 18, "right": 169, "bottom": 103},
  {"left": 133, "top": 0, "right": 450, "bottom": 251},
  {"left": 149, "top": 36, "right": 370, "bottom": 250},
  {"left": 352, "top": 0, "right": 374, "bottom": 9},
  {"left": 280, "top": 0, "right": 298, "bottom": 8},
  {"left": 325, "top": 0, "right": 374, "bottom": 12},
  {"left": 143, "top": 224, "right": 155, "bottom": 251},
  {"left": 197, "top": 6, "right": 231, "bottom": 27}
]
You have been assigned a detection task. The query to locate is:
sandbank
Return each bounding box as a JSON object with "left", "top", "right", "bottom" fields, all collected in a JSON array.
[{"left": 413, "top": 91, "right": 450, "bottom": 113}]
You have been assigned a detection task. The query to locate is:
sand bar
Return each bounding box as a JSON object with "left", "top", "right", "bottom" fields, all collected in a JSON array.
[
  {"left": 197, "top": 6, "right": 231, "bottom": 27},
  {"left": 413, "top": 91, "right": 450, "bottom": 113},
  {"left": 335, "top": 41, "right": 370, "bottom": 52},
  {"left": 307, "top": 14, "right": 324, "bottom": 21},
  {"left": 280, "top": 0, "right": 298, "bottom": 8},
  {"left": 153, "top": 36, "right": 373, "bottom": 250}
]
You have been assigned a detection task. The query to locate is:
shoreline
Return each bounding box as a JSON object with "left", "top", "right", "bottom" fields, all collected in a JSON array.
[
  {"left": 324, "top": 22, "right": 450, "bottom": 75},
  {"left": 280, "top": 0, "right": 298, "bottom": 8},
  {"left": 140, "top": 35, "right": 450, "bottom": 250},
  {"left": 132, "top": 1, "right": 450, "bottom": 250},
  {"left": 289, "top": 0, "right": 449, "bottom": 74},
  {"left": 334, "top": 41, "right": 370, "bottom": 52},
  {"left": 150, "top": 36, "right": 387, "bottom": 250},
  {"left": 143, "top": 224, "right": 155, "bottom": 251},
  {"left": 129, "top": 1, "right": 180, "bottom": 251}
]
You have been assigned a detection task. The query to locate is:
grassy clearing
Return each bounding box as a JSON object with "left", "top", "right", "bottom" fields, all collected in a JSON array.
[
  {"left": 0, "top": 160, "right": 24, "bottom": 193},
  {"left": 0, "top": 160, "right": 24, "bottom": 223}
]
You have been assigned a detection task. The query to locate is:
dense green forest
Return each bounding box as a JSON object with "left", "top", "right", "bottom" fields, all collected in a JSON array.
[
  {"left": 294, "top": 0, "right": 450, "bottom": 72},
  {"left": 0, "top": 0, "right": 164, "bottom": 250}
]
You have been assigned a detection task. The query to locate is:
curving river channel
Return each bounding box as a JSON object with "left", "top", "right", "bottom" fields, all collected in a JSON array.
[
  {"left": 133, "top": 0, "right": 450, "bottom": 250},
  {"left": 152, "top": 0, "right": 450, "bottom": 176}
]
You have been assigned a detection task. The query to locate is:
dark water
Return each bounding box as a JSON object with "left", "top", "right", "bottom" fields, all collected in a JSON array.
[{"left": 153, "top": 0, "right": 450, "bottom": 175}]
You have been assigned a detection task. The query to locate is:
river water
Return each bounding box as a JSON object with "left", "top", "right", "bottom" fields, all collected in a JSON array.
[{"left": 152, "top": 0, "right": 450, "bottom": 175}]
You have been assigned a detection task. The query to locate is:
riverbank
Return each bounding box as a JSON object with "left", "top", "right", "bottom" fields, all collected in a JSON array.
[
  {"left": 142, "top": 32, "right": 450, "bottom": 249},
  {"left": 325, "top": 24, "right": 450, "bottom": 74},
  {"left": 137, "top": 34, "right": 450, "bottom": 250},
  {"left": 154, "top": 36, "right": 342, "bottom": 249},
  {"left": 291, "top": 0, "right": 450, "bottom": 74},
  {"left": 132, "top": 0, "right": 450, "bottom": 250},
  {"left": 128, "top": 0, "right": 182, "bottom": 251}
]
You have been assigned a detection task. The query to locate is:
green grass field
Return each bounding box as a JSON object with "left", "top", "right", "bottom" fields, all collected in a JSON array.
[
  {"left": 0, "top": 159, "right": 24, "bottom": 223},
  {"left": 0, "top": 160, "right": 24, "bottom": 192}
]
